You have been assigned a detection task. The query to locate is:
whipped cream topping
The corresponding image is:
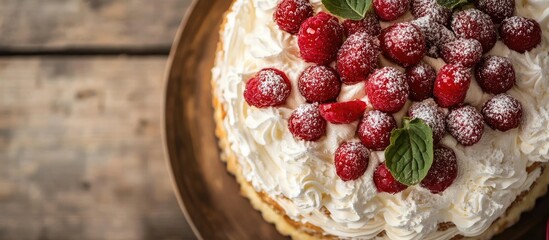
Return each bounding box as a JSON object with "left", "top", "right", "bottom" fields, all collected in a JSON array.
[{"left": 211, "top": 0, "right": 549, "bottom": 239}]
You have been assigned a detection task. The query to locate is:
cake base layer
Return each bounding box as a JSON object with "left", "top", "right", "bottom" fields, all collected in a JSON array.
[{"left": 213, "top": 90, "right": 549, "bottom": 239}]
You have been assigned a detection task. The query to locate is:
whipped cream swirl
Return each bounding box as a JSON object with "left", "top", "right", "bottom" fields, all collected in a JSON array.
[{"left": 211, "top": 0, "right": 549, "bottom": 239}]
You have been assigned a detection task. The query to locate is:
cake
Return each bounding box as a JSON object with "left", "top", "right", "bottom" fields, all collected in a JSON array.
[{"left": 211, "top": 0, "right": 549, "bottom": 239}]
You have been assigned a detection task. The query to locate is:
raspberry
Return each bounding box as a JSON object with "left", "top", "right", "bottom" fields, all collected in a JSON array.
[
  {"left": 500, "top": 16, "right": 542, "bottom": 53},
  {"left": 482, "top": 94, "right": 522, "bottom": 132},
  {"left": 441, "top": 38, "right": 483, "bottom": 68},
  {"left": 411, "top": 0, "right": 452, "bottom": 25},
  {"left": 342, "top": 12, "right": 381, "bottom": 37},
  {"left": 380, "top": 22, "right": 426, "bottom": 67},
  {"left": 289, "top": 103, "right": 327, "bottom": 141},
  {"left": 451, "top": 9, "right": 497, "bottom": 53},
  {"left": 373, "top": 0, "right": 411, "bottom": 21},
  {"left": 406, "top": 62, "right": 436, "bottom": 101},
  {"left": 420, "top": 146, "right": 458, "bottom": 194},
  {"left": 244, "top": 68, "right": 292, "bottom": 108},
  {"left": 374, "top": 163, "right": 407, "bottom": 194},
  {"left": 434, "top": 65, "right": 472, "bottom": 108},
  {"left": 319, "top": 100, "right": 367, "bottom": 124},
  {"left": 366, "top": 67, "right": 409, "bottom": 113},
  {"left": 335, "top": 142, "right": 370, "bottom": 181},
  {"left": 476, "top": 0, "right": 514, "bottom": 24},
  {"left": 446, "top": 105, "right": 484, "bottom": 146},
  {"left": 408, "top": 99, "right": 446, "bottom": 143},
  {"left": 298, "top": 12, "right": 344, "bottom": 65},
  {"left": 337, "top": 32, "right": 380, "bottom": 84},
  {"left": 274, "top": 0, "right": 314, "bottom": 34},
  {"left": 357, "top": 110, "right": 397, "bottom": 151},
  {"left": 298, "top": 65, "right": 341, "bottom": 103},
  {"left": 411, "top": 17, "right": 456, "bottom": 58},
  {"left": 475, "top": 56, "right": 516, "bottom": 94}
]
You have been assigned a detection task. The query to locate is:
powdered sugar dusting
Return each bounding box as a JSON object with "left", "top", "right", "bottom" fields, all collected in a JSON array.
[
  {"left": 299, "top": 65, "right": 341, "bottom": 102},
  {"left": 385, "top": 23, "right": 425, "bottom": 58},
  {"left": 482, "top": 94, "right": 523, "bottom": 131},
  {"left": 406, "top": 62, "right": 436, "bottom": 101},
  {"left": 408, "top": 99, "right": 446, "bottom": 142},
  {"left": 258, "top": 69, "right": 291, "bottom": 103},
  {"left": 357, "top": 110, "right": 397, "bottom": 151},
  {"left": 289, "top": 102, "right": 327, "bottom": 141},
  {"left": 358, "top": 110, "right": 397, "bottom": 150},
  {"left": 411, "top": 16, "right": 456, "bottom": 58},
  {"left": 475, "top": 55, "right": 515, "bottom": 94},
  {"left": 501, "top": 16, "right": 539, "bottom": 38},
  {"left": 342, "top": 12, "right": 381, "bottom": 37},
  {"left": 447, "top": 105, "right": 484, "bottom": 146},
  {"left": 274, "top": 0, "right": 313, "bottom": 34},
  {"left": 500, "top": 16, "right": 542, "bottom": 52},
  {"left": 366, "top": 110, "right": 394, "bottom": 130},
  {"left": 378, "top": 67, "right": 408, "bottom": 94},
  {"left": 337, "top": 142, "right": 370, "bottom": 164},
  {"left": 335, "top": 141, "right": 370, "bottom": 181},
  {"left": 411, "top": 0, "right": 451, "bottom": 25},
  {"left": 441, "top": 38, "right": 483, "bottom": 67},
  {"left": 337, "top": 32, "right": 380, "bottom": 84},
  {"left": 367, "top": 67, "right": 409, "bottom": 112},
  {"left": 451, "top": 9, "right": 496, "bottom": 52},
  {"left": 374, "top": 0, "right": 411, "bottom": 21},
  {"left": 476, "top": 0, "right": 514, "bottom": 23},
  {"left": 441, "top": 65, "right": 471, "bottom": 85}
]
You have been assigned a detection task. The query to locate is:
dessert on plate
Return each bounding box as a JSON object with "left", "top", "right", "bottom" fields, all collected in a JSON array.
[{"left": 211, "top": 0, "right": 549, "bottom": 239}]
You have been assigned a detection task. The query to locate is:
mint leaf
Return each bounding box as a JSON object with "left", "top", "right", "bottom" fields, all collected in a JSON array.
[
  {"left": 384, "top": 118, "right": 434, "bottom": 186},
  {"left": 322, "top": 0, "right": 372, "bottom": 20},
  {"left": 436, "top": 0, "right": 470, "bottom": 9}
]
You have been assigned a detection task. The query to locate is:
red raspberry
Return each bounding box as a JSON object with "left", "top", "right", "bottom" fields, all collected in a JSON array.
[
  {"left": 446, "top": 105, "right": 484, "bottom": 146},
  {"left": 482, "top": 94, "right": 523, "bottom": 132},
  {"left": 476, "top": 0, "right": 514, "bottom": 24},
  {"left": 298, "top": 65, "right": 341, "bottom": 103},
  {"left": 289, "top": 103, "right": 327, "bottom": 141},
  {"left": 357, "top": 110, "right": 397, "bottom": 151},
  {"left": 374, "top": 163, "right": 407, "bottom": 194},
  {"left": 274, "top": 0, "right": 314, "bottom": 34},
  {"left": 451, "top": 9, "right": 497, "bottom": 53},
  {"left": 500, "top": 16, "right": 542, "bottom": 53},
  {"left": 475, "top": 56, "right": 516, "bottom": 94},
  {"left": 411, "top": 0, "right": 452, "bottom": 25},
  {"left": 319, "top": 100, "right": 367, "bottom": 124},
  {"left": 337, "top": 32, "right": 380, "bottom": 84},
  {"left": 366, "top": 67, "right": 409, "bottom": 113},
  {"left": 244, "top": 68, "right": 291, "bottom": 108},
  {"left": 411, "top": 17, "right": 456, "bottom": 58},
  {"left": 441, "top": 38, "right": 483, "bottom": 68},
  {"left": 434, "top": 65, "right": 472, "bottom": 108},
  {"left": 298, "top": 12, "right": 344, "bottom": 65},
  {"left": 380, "top": 23, "right": 426, "bottom": 67},
  {"left": 408, "top": 99, "right": 446, "bottom": 143},
  {"left": 335, "top": 142, "right": 370, "bottom": 181},
  {"left": 373, "top": 0, "right": 411, "bottom": 21},
  {"left": 342, "top": 12, "right": 381, "bottom": 37},
  {"left": 406, "top": 62, "right": 436, "bottom": 101},
  {"left": 421, "top": 146, "right": 458, "bottom": 194}
]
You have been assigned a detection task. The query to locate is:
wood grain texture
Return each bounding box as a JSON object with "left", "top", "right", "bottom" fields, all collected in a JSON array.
[
  {"left": 0, "top": 57, "right": 195, "bottom": 240},
  {"left": 0, "top": 0, "right": 191, "bottom": 49}
]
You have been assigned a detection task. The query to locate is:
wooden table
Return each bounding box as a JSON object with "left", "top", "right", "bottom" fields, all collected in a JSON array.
[{"left": 0, "top": 0, "right": 196, "bottom": 239}]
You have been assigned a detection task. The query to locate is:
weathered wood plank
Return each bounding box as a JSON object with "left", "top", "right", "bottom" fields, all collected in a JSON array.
[
  {"left": 0, "top": 57, "right": 195, "bottom": 240},
  {"left": 0, "top": 0, "right": 191, "bottom": 49}
]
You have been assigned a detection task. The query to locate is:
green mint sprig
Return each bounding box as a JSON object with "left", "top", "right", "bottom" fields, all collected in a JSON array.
[
  {"left": 322, "top": 0, "right": 372, "bottom": 20},
  {"left": 384, "top": 118, "right": 434, "bottom": 186},
  {"left": 436, "top": 0, "right": 471, "bottom": 9}
]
